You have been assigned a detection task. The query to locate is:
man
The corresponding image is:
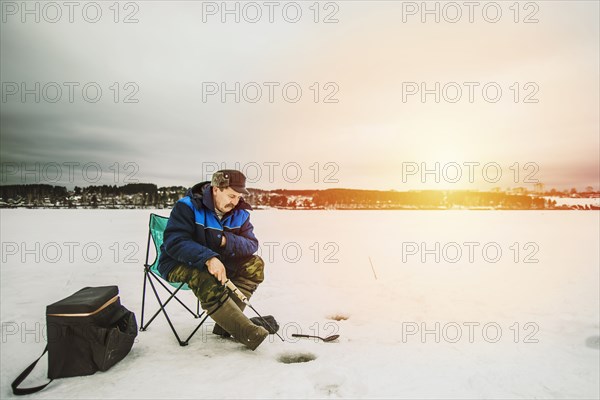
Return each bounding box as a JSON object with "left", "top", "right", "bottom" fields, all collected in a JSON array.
[{"left": 158, "top": 169, "right": 274, "bottom": 350}]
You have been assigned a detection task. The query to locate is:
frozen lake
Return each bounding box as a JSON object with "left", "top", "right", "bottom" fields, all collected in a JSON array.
[{"left": 1, "top": 209, "right": 599, "bottom": 399}]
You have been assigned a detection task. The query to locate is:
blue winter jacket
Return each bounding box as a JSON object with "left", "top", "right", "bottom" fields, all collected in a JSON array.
[{"left": 157, "top": 181, "right": 259, "bottom": 280}]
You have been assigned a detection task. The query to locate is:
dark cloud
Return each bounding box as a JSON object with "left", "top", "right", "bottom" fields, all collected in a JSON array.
[{"left": 1, "top": 108, "right": 138, "bottom": 162}]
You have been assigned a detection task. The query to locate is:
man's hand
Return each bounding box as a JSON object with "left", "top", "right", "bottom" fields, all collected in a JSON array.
[
  {"left": 206, "top": 257, "right": 227, "bottom": 284},
  {"left": 220, "top": 234, "right": 227, "bottom": 247}
]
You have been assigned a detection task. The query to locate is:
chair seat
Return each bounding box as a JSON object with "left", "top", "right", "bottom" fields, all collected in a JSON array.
[{"left": 148, "top": 261, "right": 191, "bottom": 291}]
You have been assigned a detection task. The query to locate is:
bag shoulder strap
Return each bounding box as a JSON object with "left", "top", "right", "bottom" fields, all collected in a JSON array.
[{"left": 11, "top": 345, "right": 53, "bottom": 395}]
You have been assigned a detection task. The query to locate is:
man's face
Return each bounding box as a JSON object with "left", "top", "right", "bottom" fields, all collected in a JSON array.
[{"left": 212, "top": 186, "right": 243, "bottom": 214}]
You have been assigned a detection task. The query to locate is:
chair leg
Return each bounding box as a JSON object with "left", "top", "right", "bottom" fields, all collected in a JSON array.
[
  {"left": 140, "top": 270, "right": 149, "bottom": 331},
  {"left": 183, "top": 311, "right": 210, "bottom": 345},
  {"left": 141, "top": 274, "right": 185, "bottom": 330},
  {"left": 146, "top": 274, "right": 187, "bottom": 346},
  {"left": 140, "top": 267, "right": 208, "bottom": 345},
  {"left": 142, "top": 273, "right": 199, "bottom": 327},
  {"left": 152, "top": 274, "right": 199, "bottom": 318}
]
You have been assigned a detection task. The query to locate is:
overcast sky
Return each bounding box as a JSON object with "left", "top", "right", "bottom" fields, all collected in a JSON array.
[{"left": 1, "top": 1, "right": 598, "bottom": 191}]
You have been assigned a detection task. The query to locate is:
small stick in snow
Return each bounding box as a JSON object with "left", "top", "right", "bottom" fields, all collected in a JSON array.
[{"left": 368, "top": 256, "right": 378, "bottom": 280}]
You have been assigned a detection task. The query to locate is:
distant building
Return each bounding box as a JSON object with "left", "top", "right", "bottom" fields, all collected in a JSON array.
[
  {"left": 510, "top": 187, "right": 528, "bottom": 195},
  {"left": 534, "top": 183, "right": 544, "bottom": 194}
]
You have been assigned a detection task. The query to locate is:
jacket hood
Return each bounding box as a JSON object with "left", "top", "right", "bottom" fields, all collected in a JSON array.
[{"left": 185, "top": 181, "right": 253, "bottom": 213}]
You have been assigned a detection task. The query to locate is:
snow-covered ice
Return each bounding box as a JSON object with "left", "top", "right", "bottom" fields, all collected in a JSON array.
[{"left": 1, "top": 209, "right": 599, "bottom": 399}]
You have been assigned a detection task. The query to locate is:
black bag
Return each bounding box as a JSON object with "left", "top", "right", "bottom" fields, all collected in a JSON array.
[{"left": 11, "top": 286, "right": 138, "bottom": 395}]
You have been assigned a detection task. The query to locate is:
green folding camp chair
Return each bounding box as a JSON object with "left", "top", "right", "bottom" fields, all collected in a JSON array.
[{"left": 140, "top": 213, "right": 210, "bottom": 346}]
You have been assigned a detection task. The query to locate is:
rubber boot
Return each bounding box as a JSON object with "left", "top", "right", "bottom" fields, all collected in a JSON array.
[
  {"left": 209, "top": 297, "right": 268, "bottom": 350},
  {"left": 213, "top": 286, "right": 251, "bottom": 337}
]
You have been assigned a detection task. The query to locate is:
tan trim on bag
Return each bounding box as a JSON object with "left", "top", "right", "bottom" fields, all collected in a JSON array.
[{"left": 47, "top": 295, "right": 119, "bottom": 317}]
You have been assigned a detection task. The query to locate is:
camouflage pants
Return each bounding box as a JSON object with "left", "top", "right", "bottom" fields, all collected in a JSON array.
[{"left": 167, "top": 255, "right": 265, "bottom": 313}]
